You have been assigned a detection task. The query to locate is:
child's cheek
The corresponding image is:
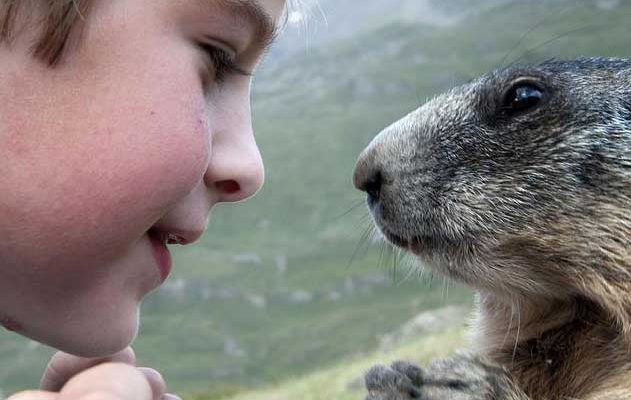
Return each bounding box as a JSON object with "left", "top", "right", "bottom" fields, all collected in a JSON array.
[
  {"left": 2, "top": 95, "right": 210, "bottom": 274},
  {"left": 73, "top": 102, "right": 211, "bottom": 242}
]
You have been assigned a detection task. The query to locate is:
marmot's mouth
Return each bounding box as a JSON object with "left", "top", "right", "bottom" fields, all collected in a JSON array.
[
  {"left": 379, "top": 225, "right": 463, "bottom": 256},
  {"left": 379, "top": 227, "right": 410, "bottom": 248}
]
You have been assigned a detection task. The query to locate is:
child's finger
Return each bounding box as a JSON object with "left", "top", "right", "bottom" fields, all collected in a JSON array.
[
  {"left": 58, "top": 363, "right": 152, "bottom": 400},
  {"left": 7, "top": 390, "right": 59, "bottom": 400},
  {"left": 40, "top": 347, "right": 136, "bottom": 391},
  {"left": 137, "top": 368, "right": 167, "bottom": 400}
]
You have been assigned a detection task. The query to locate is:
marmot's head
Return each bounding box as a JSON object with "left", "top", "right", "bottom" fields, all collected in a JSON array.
[{"left": 354, "top": 58, "right": 631, "bottom": 305}]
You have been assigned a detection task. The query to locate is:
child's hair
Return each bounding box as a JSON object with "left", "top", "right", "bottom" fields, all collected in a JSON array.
[
  {"left": 0, "top": 0, "right": 306, "bottom": 66},
  {"left": 0, "top": 0, "right": 91, "bottom": 65}
]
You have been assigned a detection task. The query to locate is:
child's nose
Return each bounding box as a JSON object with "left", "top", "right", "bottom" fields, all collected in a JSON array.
[
  {"left": 204, "top": 83, "right": 265, "bottom": 203},
  {"left": 204, "top": 135, "right": 264, "bottom": 203}
]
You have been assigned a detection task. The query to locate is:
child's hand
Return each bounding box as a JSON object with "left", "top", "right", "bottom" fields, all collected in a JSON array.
[{"left": 7, "top": 347, "right": 180, "bottom": 400}]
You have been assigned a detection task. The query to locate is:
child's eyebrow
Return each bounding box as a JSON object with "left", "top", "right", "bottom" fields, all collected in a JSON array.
[{"left": 214, "top": 0, "right": 280, "bottom": 51}]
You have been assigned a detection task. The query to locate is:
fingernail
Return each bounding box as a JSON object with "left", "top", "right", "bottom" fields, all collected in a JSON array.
[
  {"left": 162, "top": 394, "right": 182, "bottom": 400},
  {"left": 138, "top": 367, "right": 166, "bottom": 398}
]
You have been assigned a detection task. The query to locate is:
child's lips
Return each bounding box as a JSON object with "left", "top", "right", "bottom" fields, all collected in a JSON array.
[
  {"left": 146, "top": 226, "right": 203, "bottom": 284},
  {"left": 148, "top": 229, "right": 172, "bottom": 284},
  {"left": 1, "top": 316, "right": 22, "bottom": 332}
]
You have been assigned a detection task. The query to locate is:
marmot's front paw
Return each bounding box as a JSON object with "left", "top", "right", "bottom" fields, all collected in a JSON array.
[
  {"left": 365, "top": 361, "right": 423, "bottom": 399},
  {"left": 364, "top": 355, "right": 516, "bottom": 400}
]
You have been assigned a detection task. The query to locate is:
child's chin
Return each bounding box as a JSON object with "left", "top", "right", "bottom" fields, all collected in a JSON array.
[
  {"left": 43, "top": 311, "right": 140, "bottom": 358},
  {"left": 72, "top": 329, "right": 138, "bottom": 358}
]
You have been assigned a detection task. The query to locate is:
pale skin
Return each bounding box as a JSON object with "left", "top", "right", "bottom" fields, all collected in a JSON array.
[{"left": 0, "top": 0, "right": 285, "bottom": 398}]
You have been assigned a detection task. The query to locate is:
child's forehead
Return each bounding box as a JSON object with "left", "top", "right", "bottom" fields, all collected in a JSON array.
[
  {"left": 210, "top": 0, "right": 283, "bottom": 44},
  {"left": 191, "top": 0, "right": 284, "bottom": 51},
  {"left": 206, "top": 0, "right": 285, "bottom": 24}
]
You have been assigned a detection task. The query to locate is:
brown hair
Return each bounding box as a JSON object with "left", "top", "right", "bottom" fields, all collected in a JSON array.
[
  {"left": 0, "top": 0, "right": 91, "bottom": 66},
  {"left": 1, "top": 0, "right": 306, "bottom": 66}
]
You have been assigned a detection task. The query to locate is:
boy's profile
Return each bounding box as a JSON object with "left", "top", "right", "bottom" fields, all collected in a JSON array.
[{"left": 0, "top": 0, "right": 289, "bottom": 398}]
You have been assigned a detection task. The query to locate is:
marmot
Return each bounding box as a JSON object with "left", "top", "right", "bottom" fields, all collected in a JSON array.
[{"left": 353, "top": 57, "right": 631, "bottom": 400}]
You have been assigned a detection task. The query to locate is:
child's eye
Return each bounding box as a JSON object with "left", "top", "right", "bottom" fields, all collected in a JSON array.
[{"left": 198, "top": 42, "right": 251, "bottom": 85}]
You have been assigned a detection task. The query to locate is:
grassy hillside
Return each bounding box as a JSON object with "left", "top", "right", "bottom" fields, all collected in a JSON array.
[
  {"left": 214, "top": 319, "right": 469, "bottom": 400},
  {"left": 2, "top": 1, "right": 631, "bottom": 399}
]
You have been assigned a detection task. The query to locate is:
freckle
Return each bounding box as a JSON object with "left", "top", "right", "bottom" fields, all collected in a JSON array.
[
  {"left": 1, "top": 316, "right": 23, "bottom": 332},
  {"left": 150, "top": 111, "right": 156, "bottom": 116}
]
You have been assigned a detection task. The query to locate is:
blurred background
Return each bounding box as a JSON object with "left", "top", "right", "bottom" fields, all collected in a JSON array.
[{"left": 2, "top": 0, "right": 631, "bottom": 399}]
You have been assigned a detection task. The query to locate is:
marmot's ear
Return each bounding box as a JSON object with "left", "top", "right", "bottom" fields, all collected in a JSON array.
[{"left": 580, "top": 276, "right": 631, "bottom": 339}]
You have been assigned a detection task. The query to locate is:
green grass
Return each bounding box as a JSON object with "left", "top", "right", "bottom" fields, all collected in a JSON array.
[{"left": 205, "top": 324, "right": 469, "bottom": 400}]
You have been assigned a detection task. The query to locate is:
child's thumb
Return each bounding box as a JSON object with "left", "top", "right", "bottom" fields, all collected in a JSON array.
[
  {"left": 6, "top": 363, "right": 153, "bottom": 400},
  {"left": 40, "top": 348, "right": 136, "bottom": 392},
  {"left": 6, "top": 391, "right": 58, "bottom": 400},
  {"left": 58, "top": 363, "right": 153, "bottom": 400}
]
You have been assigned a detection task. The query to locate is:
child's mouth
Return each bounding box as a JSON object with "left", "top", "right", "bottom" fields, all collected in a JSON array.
[
  {"left": 147, "top": 229, "right": 173, "bottom": 283},
  {"left": 1, "top": 316, "right": 22, "bottom": 332}
]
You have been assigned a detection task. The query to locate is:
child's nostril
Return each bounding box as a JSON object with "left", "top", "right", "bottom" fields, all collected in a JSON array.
[{"left": 216, "top": 180, "right": 241, "bottom": 195}]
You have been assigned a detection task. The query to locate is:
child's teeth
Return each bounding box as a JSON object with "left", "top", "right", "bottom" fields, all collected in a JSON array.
[{"left": 167, "top": 234, "right": 182, "bottom": 245}]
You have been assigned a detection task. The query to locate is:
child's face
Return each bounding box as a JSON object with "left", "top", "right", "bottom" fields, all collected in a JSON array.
[{"left": 0, "top": 0, "right": 284, "bottom": 356}]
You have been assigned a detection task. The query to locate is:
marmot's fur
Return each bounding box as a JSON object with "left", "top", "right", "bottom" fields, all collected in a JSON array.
[{"left": 354, "top": 58, "right": 631, "bottom": 400}]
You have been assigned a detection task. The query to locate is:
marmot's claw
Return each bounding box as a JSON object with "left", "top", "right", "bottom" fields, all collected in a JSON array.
[{"left": 390, "top": 361, "right": 424, "bottom": 386}]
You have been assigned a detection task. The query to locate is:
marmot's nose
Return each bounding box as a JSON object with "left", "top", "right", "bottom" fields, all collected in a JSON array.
[{"left": 353, "top": 151, "right": 383, "bottom": 203}]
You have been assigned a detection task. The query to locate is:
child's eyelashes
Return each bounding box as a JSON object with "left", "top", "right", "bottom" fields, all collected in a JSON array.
[{"left": 198, "top": 42, "right": 252, "bottom": 85}]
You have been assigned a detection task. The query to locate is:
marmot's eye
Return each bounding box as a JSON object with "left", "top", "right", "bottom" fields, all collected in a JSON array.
[{"left": 501, "top": 83, "right": 545, "bottom": 115}]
